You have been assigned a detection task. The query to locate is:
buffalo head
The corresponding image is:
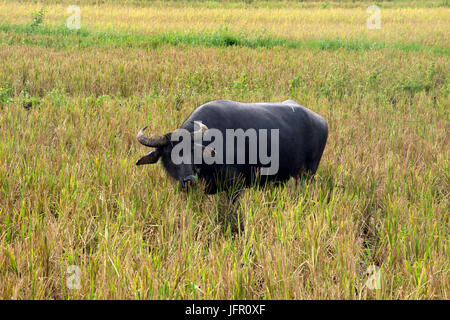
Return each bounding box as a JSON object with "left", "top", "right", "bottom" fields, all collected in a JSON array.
[{"left": 136, "top": 121, "right": 211, "bottom": 190}]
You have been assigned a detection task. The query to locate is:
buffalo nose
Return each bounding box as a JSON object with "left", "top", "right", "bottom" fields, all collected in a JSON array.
[
  {"left": 181, "top": 175, "right": 197, "bottom": 189},
  {"left": 182, "top": 175, "right": 197, "bottom": 183}
]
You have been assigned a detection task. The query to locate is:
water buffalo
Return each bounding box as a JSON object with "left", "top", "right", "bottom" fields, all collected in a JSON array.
[{"left": 136, "top": 100, "right": 328, "bottom": 195}]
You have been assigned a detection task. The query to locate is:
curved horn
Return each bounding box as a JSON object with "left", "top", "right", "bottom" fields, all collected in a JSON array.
[
  {"left": 191, "top": 121, "right": 208, "bottom": 137},
  {"left": 137, "top": 126, "right": 169, "bottom": 147},
  {"left": 170, "top": 121, "right": 209, "bottom": 141}
]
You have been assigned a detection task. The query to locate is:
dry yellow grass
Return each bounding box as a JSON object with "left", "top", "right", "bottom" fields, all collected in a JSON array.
[{"left": 1, "top": 1, "right": 449, "bottom": 45}]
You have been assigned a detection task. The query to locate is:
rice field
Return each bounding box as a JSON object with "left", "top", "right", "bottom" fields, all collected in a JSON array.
[{"left": 0, "top": 0, "right": 448, "bottom": 299}]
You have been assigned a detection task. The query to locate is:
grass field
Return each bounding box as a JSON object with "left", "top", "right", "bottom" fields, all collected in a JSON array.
[{"left": 0, "top": 0, "right": 448, "bottom": 299}]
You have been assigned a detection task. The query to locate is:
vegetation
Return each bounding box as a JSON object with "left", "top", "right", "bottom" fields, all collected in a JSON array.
[{"left": 0, "top": 0, "right": 448, "bottom": 299}]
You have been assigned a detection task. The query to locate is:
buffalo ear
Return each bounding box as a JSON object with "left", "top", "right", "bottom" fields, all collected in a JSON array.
[{"left": 136, "top": 150, "right": 161, "bottom": 165}]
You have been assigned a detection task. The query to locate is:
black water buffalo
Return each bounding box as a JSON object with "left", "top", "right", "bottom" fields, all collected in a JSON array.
[{"left": 136, "top": 100, "right": 328, "bottom": 195}]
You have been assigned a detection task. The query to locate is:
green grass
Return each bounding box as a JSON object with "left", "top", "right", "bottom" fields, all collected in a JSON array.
[{"left": 0, "top": 23, "right": 448, "bottom": 55}]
